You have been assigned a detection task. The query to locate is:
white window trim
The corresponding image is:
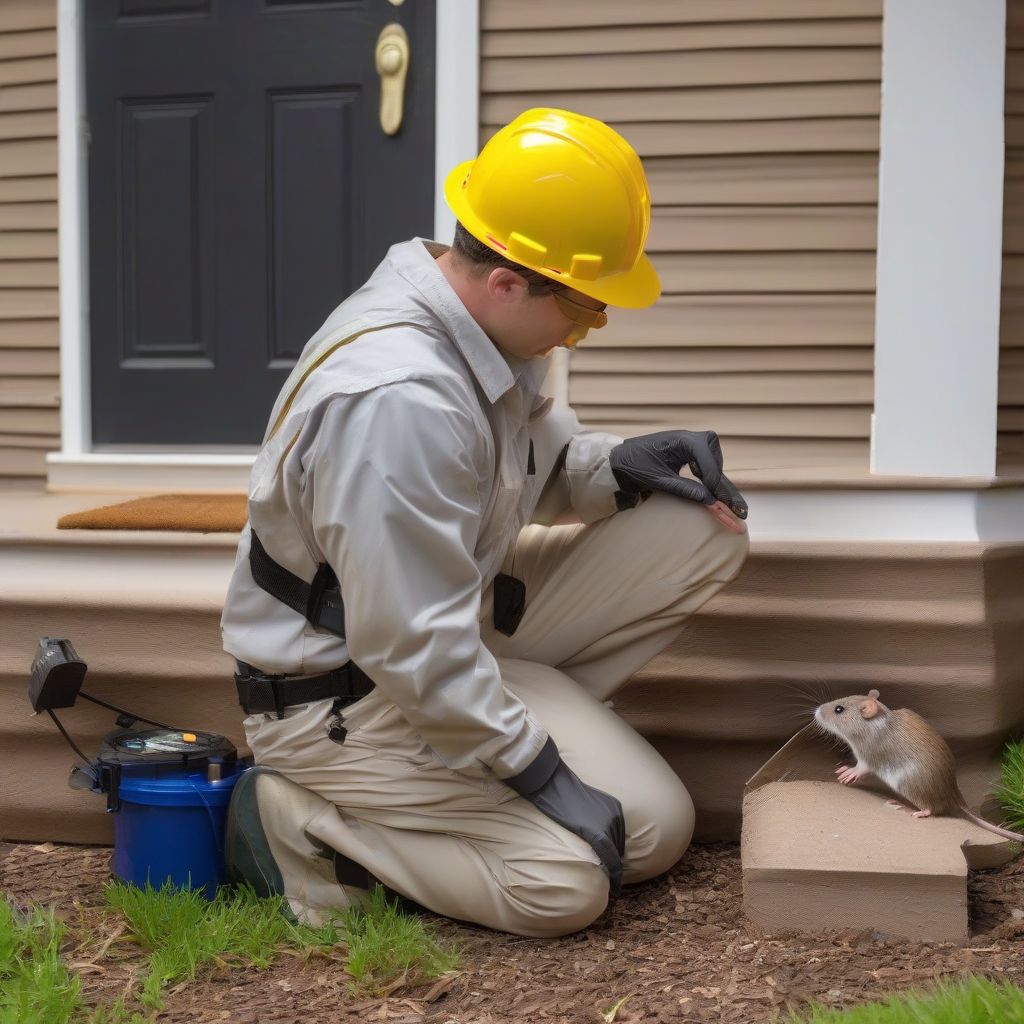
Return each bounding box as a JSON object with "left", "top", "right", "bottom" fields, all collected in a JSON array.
[{"left": 51, "top": 0, "right": 481, "bottom": 487}]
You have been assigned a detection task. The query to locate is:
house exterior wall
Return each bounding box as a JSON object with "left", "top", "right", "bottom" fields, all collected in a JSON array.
[
  {"left": 480, "top": 0, "right": 882, "bottom": 471},
  {"left": 3, "top": 2, "right": 1019, "bottom": 479},
  {"left": 1002, "top": 0, "right": 1024, "bottom": 471},
  {"left": 0, "top": 1, "right": 58, "bottom": 479}
]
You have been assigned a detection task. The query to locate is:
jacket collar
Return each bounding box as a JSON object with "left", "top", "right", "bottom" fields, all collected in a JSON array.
[{"left": 386, "top": 237, "right": 531, "bottom": 405}]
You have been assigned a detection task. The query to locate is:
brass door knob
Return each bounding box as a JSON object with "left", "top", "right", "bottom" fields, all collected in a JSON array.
[{"left": 375, "top": 23, "right": 409, "bottom": 136}]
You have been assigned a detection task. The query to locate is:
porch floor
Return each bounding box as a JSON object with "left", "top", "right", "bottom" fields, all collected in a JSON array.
[{"left": 0, "top": 478, "right": 241, "bottom": 549}]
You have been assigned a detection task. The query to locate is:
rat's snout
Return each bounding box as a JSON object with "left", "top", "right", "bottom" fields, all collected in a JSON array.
[
  {"left": 813, "top": 705, "right": 835, "bottom": 736},
  {"left": 813, "top": 702, "right": 845, "bottom": 738}
]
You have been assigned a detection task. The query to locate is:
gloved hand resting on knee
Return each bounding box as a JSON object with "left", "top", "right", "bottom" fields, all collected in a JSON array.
[
  {"left": 608, "top": 429, "right": 748, "bottom": 529},
  {"left": 505, "top": 736, "right": 625, "bottom": 895}
]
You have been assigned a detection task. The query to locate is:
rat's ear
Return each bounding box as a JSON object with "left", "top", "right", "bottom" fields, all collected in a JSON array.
[
  {"left": 860, "top": 697, "right": 880, "bottom": 720},
  {"left": 868, "top": 689, "right": 880, "bottom": 700}
]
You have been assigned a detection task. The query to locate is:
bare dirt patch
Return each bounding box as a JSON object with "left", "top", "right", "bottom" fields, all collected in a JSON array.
[{"left": 3, "top": 840, "right": 1023, "bottom": 1023}]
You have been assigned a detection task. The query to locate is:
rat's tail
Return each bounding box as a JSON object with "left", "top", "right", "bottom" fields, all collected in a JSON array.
[{"left": 958, "top": 806, "right": 1024, "bottom": 843}]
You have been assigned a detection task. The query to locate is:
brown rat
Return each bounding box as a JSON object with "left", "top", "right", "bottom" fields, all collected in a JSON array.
[{"left": 814, "top": 689, "right": 1024, "bottom": 842}]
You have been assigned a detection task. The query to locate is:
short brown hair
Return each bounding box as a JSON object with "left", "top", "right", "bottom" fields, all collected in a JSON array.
[{"left": 450, "top": 222, "right": 564, "bottom": 297}]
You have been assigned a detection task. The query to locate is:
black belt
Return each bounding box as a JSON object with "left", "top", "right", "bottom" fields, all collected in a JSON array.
[{"left": 234, "top": 660, "right": 374, "bottom": 718}]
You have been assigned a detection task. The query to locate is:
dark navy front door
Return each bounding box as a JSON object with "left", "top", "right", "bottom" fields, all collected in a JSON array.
[{"left": 86, "top": 0, "right": 436, "bottom": 444}]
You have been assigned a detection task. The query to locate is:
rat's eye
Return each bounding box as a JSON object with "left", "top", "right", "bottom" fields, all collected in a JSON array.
[{"left": 834, "top": 704, "right": 845, "bottom": 714}]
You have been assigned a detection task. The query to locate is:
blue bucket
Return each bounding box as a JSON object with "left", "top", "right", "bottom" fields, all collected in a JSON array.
[{"left": 110, "top": 760, "right": 249, "bottom": 898}]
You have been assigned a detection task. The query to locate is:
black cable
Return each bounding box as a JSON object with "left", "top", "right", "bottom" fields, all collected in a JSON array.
[
  {"left": 46, "top": 709, "right": 91, "bottom": 765},
  {"left": 79, "top": 691, "right": 176, "bottom": 730}
]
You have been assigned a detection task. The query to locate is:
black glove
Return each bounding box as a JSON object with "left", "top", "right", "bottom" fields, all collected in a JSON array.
[
  {"left": 608, "top": 429, "right": 748, "bottom": 519},
  {"left": 505, "top": 737, "right": 625, "bottom": 895}
]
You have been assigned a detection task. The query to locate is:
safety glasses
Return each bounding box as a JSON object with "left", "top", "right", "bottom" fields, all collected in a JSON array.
[
  {"left": 515, "top": 269, "right": 609, "bottom": 345},
  {"left": 550, "top": 290, "right": 609, "bottom": 330}
]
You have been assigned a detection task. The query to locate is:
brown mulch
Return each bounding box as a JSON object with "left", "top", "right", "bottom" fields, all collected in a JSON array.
[{"left": 2, "top": 840, "right": 1023, "bottom": 1023}]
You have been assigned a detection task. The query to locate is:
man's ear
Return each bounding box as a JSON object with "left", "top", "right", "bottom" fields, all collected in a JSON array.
[
  {"left": 860, "top": 697, "right": 880, "bottom": 720},
  {"left": 487, "top": 266, "right": 528, "bottom": 304}
]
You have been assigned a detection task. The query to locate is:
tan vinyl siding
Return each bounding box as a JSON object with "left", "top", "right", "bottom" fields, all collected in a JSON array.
[
  {"left": 0, "top": 0, "right": 57, "bottom": 479},
  {"left": 481, "top": 0, "right": 880, "bottom": 470},
  {"left": 1002, "top": 2, "right": 1024, "bottom": 473}
]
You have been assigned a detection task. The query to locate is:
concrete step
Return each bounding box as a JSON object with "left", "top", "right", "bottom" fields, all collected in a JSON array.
[
  {"left": 0, "top": 487, "right": 243, "bottom": 843},
  {"left": 2, "top": 485, "right": 1022, "bottom": 847},
  {"left": 616, "top": 542, "right": 1024, "bottom": 839}
]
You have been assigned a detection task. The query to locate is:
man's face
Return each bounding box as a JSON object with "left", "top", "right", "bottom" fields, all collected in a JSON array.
[{"left": 486, "top": 269, "right": 607, "bottom": 360}]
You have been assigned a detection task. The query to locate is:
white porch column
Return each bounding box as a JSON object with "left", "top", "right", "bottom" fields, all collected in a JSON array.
[
  {"left": 872, "top": 0, "right": 1006, "bottom": 477},
  {"left": 433, "top": 0, "right": 479, "bottom": 246}
]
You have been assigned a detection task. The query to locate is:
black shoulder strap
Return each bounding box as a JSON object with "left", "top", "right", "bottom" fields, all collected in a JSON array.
[{"left": 248, "top": 530, "right": 345, "bottom": 639}]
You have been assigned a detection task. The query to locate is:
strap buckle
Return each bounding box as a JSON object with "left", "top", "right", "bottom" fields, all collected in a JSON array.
[
  {"left": 305, "top": 561, "right": 340, "bottom": 631},
  {"left": 248, "top": 530, "right": 346, "bottom": 638},
  {"left": 235, "top": 662, "right": 288, "bottom": 719}
]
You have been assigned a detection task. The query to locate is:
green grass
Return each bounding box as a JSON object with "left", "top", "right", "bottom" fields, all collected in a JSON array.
[
  {"left": 2, "top": 878, "right": 457, "bottom": 1020},
  {"left": 996, "top": 736, "right": 1024, "bottom": 834},
  {"left": 104, "top": 879, "right": 339, "bottom": 1008},
  {"left": 340, "top": 885, "right": 459, "bottom": 995},
  {"left": 0, "top": 898, "right": 80, "bottom": 1024},
  {"left": 104, "top": 879, "right": 457, "bottom": 1006},
  {"left": 82, "top": 999, "right": 150, "bottom": 1024},
  {"left": 784, "top": 975, "right": 1024, "bottom": 1023},
  {"left": 0, "top": 898, "right": 147, "bottom": 1024}
]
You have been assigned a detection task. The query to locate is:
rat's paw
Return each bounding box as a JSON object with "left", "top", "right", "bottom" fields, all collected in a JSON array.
[
  {"left": 911, "top": 809, "right": 933, "bottom": 819},
  {"left": 835, "top": 765, "right": 863, "bottom": 785}
]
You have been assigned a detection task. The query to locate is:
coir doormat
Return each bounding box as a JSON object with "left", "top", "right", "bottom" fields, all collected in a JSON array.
[{"left": 57, "top": 494, "right": 247, "bottom": 533}]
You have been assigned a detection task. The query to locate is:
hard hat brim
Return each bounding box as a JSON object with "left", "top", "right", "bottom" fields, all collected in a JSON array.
[
  {"left": 444, "top": 159, "right": 661, "bottom": 310},
  {"left": 584, "top": 252, "right": 661, "bottom": 310}
]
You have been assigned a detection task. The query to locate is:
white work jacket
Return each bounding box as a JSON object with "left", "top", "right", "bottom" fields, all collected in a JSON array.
[{"left": 221, "top": 238, "right": 625, "bottom": 780}]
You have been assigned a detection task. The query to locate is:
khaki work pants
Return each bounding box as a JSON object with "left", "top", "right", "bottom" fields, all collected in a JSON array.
[{"left": 243, "top": 493, "right": 748, "bottom": 937}]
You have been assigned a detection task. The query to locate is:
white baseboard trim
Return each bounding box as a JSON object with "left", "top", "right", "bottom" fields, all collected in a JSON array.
[
  {"left": 46, "top": 452, "right": 253, "bottom": 493},
  {"left": 747, "top": 486, "right": 1024, "bottom": 543}
]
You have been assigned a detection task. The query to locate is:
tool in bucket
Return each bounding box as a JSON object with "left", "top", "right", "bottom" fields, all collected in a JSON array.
[{"left": 29, "top": 636, "right": 251, "bottom": 897}]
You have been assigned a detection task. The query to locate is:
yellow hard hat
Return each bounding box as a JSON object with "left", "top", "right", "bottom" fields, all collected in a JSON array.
[{"left": 444, "top": 108, "right": 660, "bottom": 309}]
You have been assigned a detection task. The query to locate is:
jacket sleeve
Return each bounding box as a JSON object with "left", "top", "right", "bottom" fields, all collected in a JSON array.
[
  {"left": 528, "top": 400, "right": 627, "bottom": 526},
  {"left": 305, "top": 378, "right": 552, "bottom": 781}
]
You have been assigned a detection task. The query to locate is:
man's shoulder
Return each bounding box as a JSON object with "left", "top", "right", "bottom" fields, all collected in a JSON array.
[
  {"left": 296, "top": 321, "right": 477, "bottom": 407},
  {"left": 294, "top": 365, "right": 484, "bottom": 458}
]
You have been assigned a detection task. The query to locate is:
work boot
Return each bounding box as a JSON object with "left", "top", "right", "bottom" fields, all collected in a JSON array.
[{"left": 224, "top": 766, "right": 369, "bottom": 926}]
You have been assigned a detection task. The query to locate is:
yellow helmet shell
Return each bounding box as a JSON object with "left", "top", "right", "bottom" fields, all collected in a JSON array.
[{"left": 444, "top": 108, "right": 661, "bottom": 309}]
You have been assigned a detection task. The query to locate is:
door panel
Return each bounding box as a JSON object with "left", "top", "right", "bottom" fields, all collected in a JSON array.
[
  {"left": 268, "top": 89, "right": 357, "bottom": 366},
  {"left": 86, "top": 0, "right": 436, "bottom": 445},
  {"left": 119, "top": 96, "right": 216, "bottom": 366}
]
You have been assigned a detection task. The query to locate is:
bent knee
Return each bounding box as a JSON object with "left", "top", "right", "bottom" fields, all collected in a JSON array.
[
  {"left": 624, "top": 777, "right": 695, "bottom": 884},
  {"left": 644, "top": 493, "right": 749, "bottom": 582},
  {"left": 716, "top": 524, "right": 749, "bottom": 580},
  {"left": 501, "top": 856, "right": 609, "bottom": 938}
]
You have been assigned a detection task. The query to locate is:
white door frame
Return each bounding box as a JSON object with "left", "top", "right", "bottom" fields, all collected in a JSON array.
[{"left": 51, "top": 0, "right": 479, "bottom": 491}]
